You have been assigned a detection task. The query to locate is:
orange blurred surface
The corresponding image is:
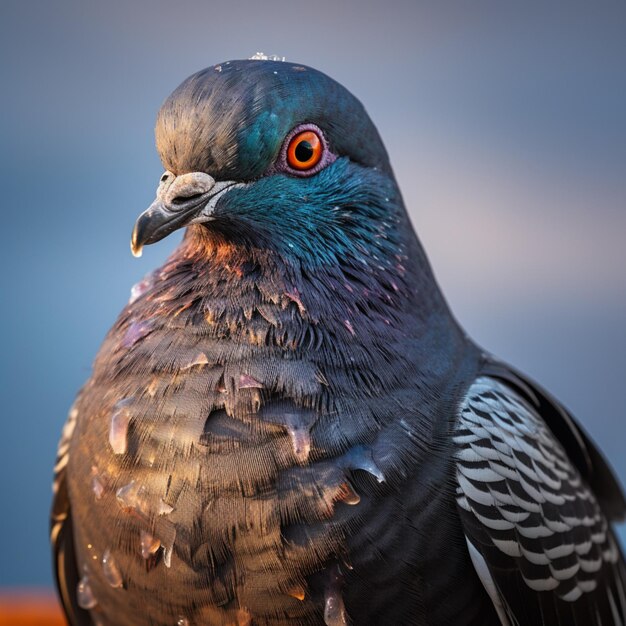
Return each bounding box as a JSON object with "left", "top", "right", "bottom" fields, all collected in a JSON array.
[{"left": 0, "top": 590, "right": 65, "bottom": 626}]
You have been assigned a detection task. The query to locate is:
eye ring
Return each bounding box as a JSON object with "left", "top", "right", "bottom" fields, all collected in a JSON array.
[
  {"left": 287, "top": 130, "right": 323, "bottom": 170},
  {"left": 276, "top": 123, "right": 336, "bottom": 177}
]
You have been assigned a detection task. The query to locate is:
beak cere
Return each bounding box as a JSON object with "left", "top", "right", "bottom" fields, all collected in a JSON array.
[
  {"left": 131, "top": 171, "right": 239, "bottom": 257},
  {"left": 162, "top": 171, "right": 216, "bottom": 204}
]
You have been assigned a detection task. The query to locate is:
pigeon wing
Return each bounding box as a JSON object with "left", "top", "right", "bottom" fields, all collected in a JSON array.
[
  {"left": 454, "top": 375, "right": 626, "bottom": 625},
  {"left": 481, "top": 360, "right": 626, "bottom": 522},
  {"left": 51, "top": 400, "right": 94, "bottom": 626}
]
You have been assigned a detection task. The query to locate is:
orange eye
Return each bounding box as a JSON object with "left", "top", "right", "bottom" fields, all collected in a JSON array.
[{"left": 287, "top": 130, "right": 323, "bottom": 170}]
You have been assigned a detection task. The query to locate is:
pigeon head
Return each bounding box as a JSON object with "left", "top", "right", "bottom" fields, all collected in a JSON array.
[{"left": 131, "top": 59, "right": 413, "bottom": 271}]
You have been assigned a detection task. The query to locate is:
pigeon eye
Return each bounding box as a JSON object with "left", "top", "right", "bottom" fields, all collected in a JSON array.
[
  {"left": 276, "top": 123, "right": 336, "bottom": 177},
  {"left": 287, "top": 130, "right": 323, "bottom": 170}
]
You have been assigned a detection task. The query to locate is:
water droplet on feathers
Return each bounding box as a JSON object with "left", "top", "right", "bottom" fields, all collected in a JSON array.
[
  {"left": 324, "top": 565, "right": 348, "bottom": 626},
  {"left": 91, "top": 466, "right": 112, "bottom": 500},
  {"left": 342, "top": 445, "right": 385, "bottom": 482},
  {"left": 77, "top": 575, "right": 98, "bottom": 609},
  {"left": 249, "top": 52, "right": 286, "bottom": 61},
  {"left": 140, "top": 530, "right": 161, "bottom": 559},
  {"left": 284, "top": 414, "right": 312, "bottom": 463},
  {"left": 109, "top": 400, "right": 132, "bottom": 454},
  {"left": 115, "top": 480, "right": 174, "bottom": 524},
  {"left": 116, "top": 481, "right": 150, "bottom": 517},
  {"left": 129, "top": 274, "right": 154, "bottom": 304},
  {"left": 324, "top": 592, "right": 348, "bottom": 626},
  {"left": 164, "top": 523, "right": 177, "bottom": 568},
  {"left": 286, "top": 585, "right": 306, "bottom": 600},
  {"left": 92, "top": 476, "right": 105, "bottom": 499},
  {"left": 336, "top": 482, "right": 360, "bottom": 505},
  {"left": 158, "top": 499, "right": 174, "bottom": 515},
  {"left": 181, "top": 352, "right": 208, "bottom": 370},
  {"left": 122, "top": 320, "right": 153, "bottom": 348},
  {"left": 238, "top": 373, "right": 263, "bottom": 389},
  {"left": 102, "top": 548, "right": 123, "bottom": 588},
  {"left": 338, "top": 549, "right": 354, "bottom": 571},
  {"left": 163, "top": 542, "right": 173, "bottom": 568}
]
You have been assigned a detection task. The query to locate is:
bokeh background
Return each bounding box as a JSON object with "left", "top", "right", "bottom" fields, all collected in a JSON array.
[{"left": 1, "top": 0, "right": 624, "bottom": 594}]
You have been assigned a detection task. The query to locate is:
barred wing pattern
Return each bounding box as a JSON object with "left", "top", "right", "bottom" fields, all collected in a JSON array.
[{"left": 455, "top": 376, "right": 626, "bottom": 625}]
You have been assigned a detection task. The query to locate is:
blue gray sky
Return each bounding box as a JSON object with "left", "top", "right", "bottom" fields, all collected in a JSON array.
[{"left": 1, "top": 0, "right": 624, "bottom": 587}]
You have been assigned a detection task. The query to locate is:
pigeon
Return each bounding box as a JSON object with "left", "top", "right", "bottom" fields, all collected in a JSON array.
[{"left": 51, "top": 58, "right": 626, "bottom": 626}]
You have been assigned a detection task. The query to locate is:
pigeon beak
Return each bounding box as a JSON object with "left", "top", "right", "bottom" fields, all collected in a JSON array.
[{"left": 130, "top": 171, "right": 241, "bottom": 257}]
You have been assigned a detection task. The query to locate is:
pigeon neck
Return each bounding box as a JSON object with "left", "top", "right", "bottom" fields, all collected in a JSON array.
[{"left": 172, "top": 224, "right": 466, "bottom": 375}]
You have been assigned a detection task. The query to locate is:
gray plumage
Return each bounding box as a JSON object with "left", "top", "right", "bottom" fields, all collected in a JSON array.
[{"left": 51, "top": 58, "right": 626, "bottom": 625}]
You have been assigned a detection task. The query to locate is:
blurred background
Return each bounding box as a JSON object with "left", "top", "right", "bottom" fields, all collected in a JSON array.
[{"left": 1, "top": 0, "right": 624, "bottom": 601}]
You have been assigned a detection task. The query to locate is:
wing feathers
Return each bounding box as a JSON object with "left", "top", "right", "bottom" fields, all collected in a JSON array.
[
  {"left": 51, "top": 400, "right": 94, "bottom": 626},
  {"left": 455, "top": 375, "right": 626, "bottom": 625},
  {"left": 481, "top": 361, "right": 626, "bottom": 521}
]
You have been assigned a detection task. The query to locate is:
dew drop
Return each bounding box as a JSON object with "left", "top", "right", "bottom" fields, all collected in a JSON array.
[
  {"left": 286, "top": 585, "right": 306, "bottom": 601},
  {"left": 284, "top": 414, "right": 312, "bottom": 464},
  {"left": 238, "top": 373, "right": 263, "bottom": 389},
  {"left": 92, "top": 476, "right": 105, "bottom": 500},
  {"left": 324, "top": 565, "right": 348, "bottom": 626},
  {"left": 109, "top": 400, "right": 132, "bottom": 455},
  {"left": 116, "top": 481, "right": 150, "bottom": 518},
  {"left": 77, "top": 575, "right": 98, "bottom": 609},
  {"left": 91, "top": 466, "right": 108, "bottom": 500},
  {"left": 324, "top": 589, "right": 348, "bottom": 626},
  {"left": 177, "top": 618, "right": 189, "bottom": 626},
  {"left": 161, "top": 523, "right": 177, "bottom": 568},
  {"left": 338, "top": 549, "right": 354, "bottom": 571},
  {"left": 337, "top": 482, "right": 360, "bottom": 505},
  {"left": 158, "top": 499, "right": 174, "bottom": 516},
  {"left": 163, "top": 543, "right": 173, "bottom": 568},
  {"left": 102, "top": 548, "right": 123, "bottom": 588},
  {"left": 123, "top": 320, "right": 153, "bottom": 348},
  {"left": 181, "top": 352, "right": 209, "bottom": 370},
  {"left": 342, "top": 445, "right": 385, "bottom": 482},
  {"left": 140, "top": 530, "right": 161, "bottom": 559},
  {"left": 129, "top": 274, "right": 154, "bottom": 304}
]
